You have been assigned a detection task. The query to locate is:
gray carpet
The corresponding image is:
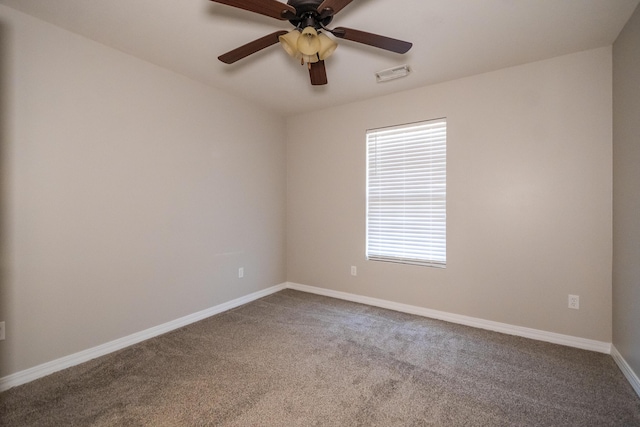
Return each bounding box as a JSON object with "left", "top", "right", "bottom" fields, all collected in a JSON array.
[{"left": 1, "top": 289, "right": 639, "bottom": 426}]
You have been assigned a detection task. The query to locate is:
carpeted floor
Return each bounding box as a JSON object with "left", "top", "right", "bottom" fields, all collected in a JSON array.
[{"left": 1, "top": 289, "right": 639, "bottom": 426}]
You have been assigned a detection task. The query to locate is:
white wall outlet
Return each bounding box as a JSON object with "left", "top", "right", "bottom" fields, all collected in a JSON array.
[
  {"left": 351, "top": 266, "right": 357, "bottom": 276},
  {"left": 238, "top": 267, "right": 244, "bottom": 279},
  {"left": 568, "top": 295, "right": 580, "bottom": 310},
  {"left": 0, "top": 321, "right": 5, "bottom": 341}
]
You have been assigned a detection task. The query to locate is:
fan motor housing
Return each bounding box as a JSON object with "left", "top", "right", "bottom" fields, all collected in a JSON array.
[{"left": 287, "top": 0, "right": 333, "bottom": 28}]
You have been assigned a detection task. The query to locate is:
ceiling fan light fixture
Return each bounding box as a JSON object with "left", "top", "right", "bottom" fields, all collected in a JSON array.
[
  {"left": 279, "top": 29, "right": 302, "bottom": 59},
  {"left": 317, "top": 33, "right": 338, "bottom": 60},
  {"left": 280, "top": 27, "right": 334, "bottom": 64},
  {"left": 297, "top": 26, "right": 321, "bottom": 56}
]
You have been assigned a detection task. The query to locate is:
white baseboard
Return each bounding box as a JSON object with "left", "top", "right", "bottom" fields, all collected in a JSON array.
[
  {"left": 611, "top": 345, "right": 640, "bottom": 398},
  {"left": 0, "top": 283, "right": 286, "bottom": 392},
  {"left": 285, "top": 282, "right": 612, "bottom": 354},
  {"left": 0, "top": 281, "right": 616, "bottom": 393}
]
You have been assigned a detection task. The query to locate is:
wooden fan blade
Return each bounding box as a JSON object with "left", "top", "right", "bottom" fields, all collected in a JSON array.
[
  {"left": 309, "top": 61, "right": 328, "bottom": 85},
  {"left": 316, "top": 0, "right": 353, "bottom": 16},
  {"left": 332, "top": 27, "right": 412, "bottom": 54},
  {"left": 218, "top": 30, "right": 288, "bottom": 64},
  {"left": 210, "top": 0, "right": 296, "bottom": 20}
]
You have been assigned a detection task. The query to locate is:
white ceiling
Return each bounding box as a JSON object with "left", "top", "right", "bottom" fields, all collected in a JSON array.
[{"left": 1, "top": 0, "right": 638, "bottom": 116}]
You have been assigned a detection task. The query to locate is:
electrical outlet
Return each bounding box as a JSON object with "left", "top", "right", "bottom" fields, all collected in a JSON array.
[
  {"left": 568, "top": 295, "right": 580, "bottom": 310},
  {"left": 238, "top": 267, "right": 244, "bottom": 279},
  {"left": 0, "top": 321, "right": 5, "bottom": 341},
  {"left": 351, "top": 266, "right": 357, "bottom": 276}
]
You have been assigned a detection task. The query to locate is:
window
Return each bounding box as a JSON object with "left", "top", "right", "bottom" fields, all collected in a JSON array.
[{"left": 366, "top": 119, "right": 447, "bottom": 268}]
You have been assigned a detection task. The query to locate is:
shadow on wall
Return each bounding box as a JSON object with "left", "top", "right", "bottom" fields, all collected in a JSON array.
[{"left": 0, "top": 18, "right": 9, "bottom": 377}]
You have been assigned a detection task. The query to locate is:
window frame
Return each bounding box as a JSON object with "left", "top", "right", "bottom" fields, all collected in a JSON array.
[{"left": 365, "top": 118, "right": 447, "bottom": 268}]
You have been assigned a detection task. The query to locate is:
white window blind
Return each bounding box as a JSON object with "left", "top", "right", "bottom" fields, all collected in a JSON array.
[{"left": 366, "top": 118, "right": 447, "bottom": 267}]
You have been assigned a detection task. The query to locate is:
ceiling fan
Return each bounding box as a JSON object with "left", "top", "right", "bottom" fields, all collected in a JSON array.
[{"left": 211, "top": 0, "right": 413, "bottom": 85}]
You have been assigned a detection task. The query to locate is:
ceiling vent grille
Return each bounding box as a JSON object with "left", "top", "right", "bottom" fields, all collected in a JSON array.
[{"left": 375, "top": 65, "right": 411, "bottom": 83}]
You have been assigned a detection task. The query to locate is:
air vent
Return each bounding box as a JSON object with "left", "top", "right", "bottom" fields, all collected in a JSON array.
[{"left": 375, "top": 65, "right": 411, "bottom": 83}]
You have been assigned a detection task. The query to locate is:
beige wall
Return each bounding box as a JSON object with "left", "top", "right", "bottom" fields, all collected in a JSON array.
[
  {"left": 287, "top": 47, "right": 613, "bottom": 342},
  {"left": 0, "top": 5, "right": 286, "bottom": 377},
  {"left": 0, "top": 2, "right": 623, "bottom": 381},
  {"left": 613, "top": 5, "right": 640, "bottom": 376}
]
